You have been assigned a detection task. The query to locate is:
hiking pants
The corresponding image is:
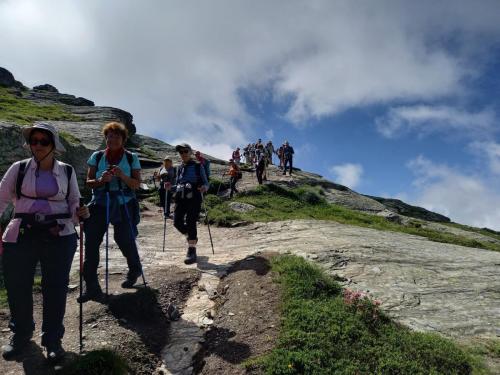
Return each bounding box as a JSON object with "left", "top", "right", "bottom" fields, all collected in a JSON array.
[
  {"left": 159, "top": 188, "right": 172, "bottom": 216},
  {"left": 83, "top": 202, "right": 142, "bottom": 285},
  {"left": 230, "top": 176, "right": 238, "bottom": 198},
  {"left": 2, "top": 231, "right": 76, "bottom": 346},
  {"left": 174, "top": 193, "right": 202, "bottom": 241},
  {"left": 284, "top": 157, "right": 293, "bottom": 175}
]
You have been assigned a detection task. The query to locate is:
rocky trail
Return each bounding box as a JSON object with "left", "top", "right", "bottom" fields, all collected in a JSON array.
[{"left": 2, "top": 187, "right": 500, "bottom": 373}]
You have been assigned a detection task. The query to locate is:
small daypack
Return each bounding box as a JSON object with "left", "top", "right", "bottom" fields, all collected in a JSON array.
[{"left": 95, "top": 149, "right": 134, "bottom": 170}]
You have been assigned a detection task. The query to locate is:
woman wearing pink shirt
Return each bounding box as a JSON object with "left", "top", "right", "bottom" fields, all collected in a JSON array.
[{"left": 0, "top": 123, "right": 88, "bottom": 363}]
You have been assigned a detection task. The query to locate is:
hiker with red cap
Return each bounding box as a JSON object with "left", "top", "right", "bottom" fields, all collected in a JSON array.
[
  {"left": 0, "top": 123, "right": 89, "bottom": 363},
  {"left": 195, "top": 150, "right": 211, "bottom": 179}
]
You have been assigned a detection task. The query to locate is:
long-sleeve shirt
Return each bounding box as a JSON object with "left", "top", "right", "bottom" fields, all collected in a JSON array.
[{"left": 0, "top": 158, "right": 81, "bottom": 242}]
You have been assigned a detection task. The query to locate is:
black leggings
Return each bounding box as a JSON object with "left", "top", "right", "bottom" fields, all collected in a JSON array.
[{"left": 174, "top": 194, "right": 202, "bottom": 241}]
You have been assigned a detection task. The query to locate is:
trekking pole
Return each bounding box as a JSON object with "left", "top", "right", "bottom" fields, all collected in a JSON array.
[
  {"left": 78, "top": 199, "right": 85, "bottom": 352},
  {"left": 162, "top": 184, "right": 168, "bottom": 252},
  {"left": 105, "top": 183, "right": 110, "bottom": 298},
  {"left": 201, "top": 192, "right": 215, "bottom": 255},
  {"left": 117, "top": 182, "right": 147, "bottom": 287}
]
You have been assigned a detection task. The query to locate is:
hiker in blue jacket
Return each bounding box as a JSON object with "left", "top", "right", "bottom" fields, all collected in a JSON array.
[{"left": 173, "top": 143, "right": 209, "bottom": 264}]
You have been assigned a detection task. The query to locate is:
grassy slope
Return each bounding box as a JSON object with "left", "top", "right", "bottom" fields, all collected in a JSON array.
[
  {"left": 0, "top": 87, "right": 80, "bottom": 125},
  {"left": 248, "top": 254, "right": 489, "bottom": 375},
  {"left": 204, "top": 183, "right": 500, "bottom": 252}
]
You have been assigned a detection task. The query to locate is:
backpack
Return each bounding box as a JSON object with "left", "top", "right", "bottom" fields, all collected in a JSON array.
[
  {"left": 16, "top": 159, "right": 73, "bottom": 200},
  {"left": 177, "top": 161, "right": 203, "bottom": 187},
  {"left": 236, "top": 171, "right": 243, "bottom": 180},
  {"left": 203, "top": 158, "right": 211, "bottom": 178}
]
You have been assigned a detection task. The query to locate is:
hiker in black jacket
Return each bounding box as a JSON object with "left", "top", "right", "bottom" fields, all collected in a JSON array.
[
  {"left": 155, "top": 157, "right": 176, "bottom": 217},
  {"left": 283, "top": 141, "right": 295, "bottom": 176}
]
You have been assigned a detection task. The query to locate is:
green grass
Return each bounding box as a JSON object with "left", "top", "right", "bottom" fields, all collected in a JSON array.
[
  {"left": 59, "top": 130, "right": 81, "bottom": 144},
  {"left": 248, "top": 255, "right": 479, "bottom": 374},
  {"left": 205, "top": 184, "right": 500, "bottom": 252},
  {"left": 61, "top": 349, "right": 129, "bottom": 375},
  {"left": 0, "top": 87, "right": 81, "bottom": 125},
  {"left": 444, "top": 222, "right": 500, "bottom": 242}
]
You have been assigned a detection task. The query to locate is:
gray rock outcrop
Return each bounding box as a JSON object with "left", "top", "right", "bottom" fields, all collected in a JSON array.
[{"left": 365, "top": 195, "right": 451, "bottom": 222}]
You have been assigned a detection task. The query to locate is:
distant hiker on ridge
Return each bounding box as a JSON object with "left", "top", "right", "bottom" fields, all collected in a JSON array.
[
  {"left": 232, "top": 147, "right": 241, "bottom": 166},
  {"left": 0, "top": 123, "right": 89, "bottom": 363},
  {"left": 265, "top": 141, "right": 275, "bottom": 165},
  {"left": 283, "top": 140, "right": 295, "bottom": 176},
  {"left": 173, "top": 143, "right": 209, "bottom": 264}
]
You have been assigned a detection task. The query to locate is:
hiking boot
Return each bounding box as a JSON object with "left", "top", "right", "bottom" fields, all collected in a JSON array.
[
  {"left": 184, "top": 247, "right": 197, "bottom": 265},
  {"left": 2, "top": 334, "right": 31, "bottom": 360},
  {"left": 77, "top": 284, "right": 103, "bottom": 303},
  {"left": 46, "top": 341, "right": 65, "bottom": 364},
  {"left": 121, "top": 271, "right": 142, "bottom": 288}
]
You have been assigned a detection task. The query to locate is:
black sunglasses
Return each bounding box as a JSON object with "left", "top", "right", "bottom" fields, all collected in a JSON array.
[
  {"left": 29, "top": 138, "right": 52, "bottom": 147},
  {"left": 178, "top": 149, "right": 190, "bottom": 154}
]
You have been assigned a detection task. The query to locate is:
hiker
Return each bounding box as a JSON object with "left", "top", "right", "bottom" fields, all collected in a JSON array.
[
  {"left": 155, "top": 157, "right": 176, "bottom": 217},
  {"left": 243, "top": 145, "right": 250, "bottom": 165},
  {"left": 195, "top": 151, "right": 211, "bottom": 179},
  {"left": 249, "top": 144, "right": 256, "bottom": 165},
  {"left": 173, "top": 143, "right": 209, "bottom": 264},
  {"left": 255, "top": 144, "right": 266, "bottom": 185},
  {"left": 283, "top": 141, "right": 295, "bottom": 176},
  {"left": 232, "top": 147, "right": 241, "bottom": 166},
  {"left": 266, "top": 141, "right": 275, "bottom": 165},
  {"left": 227, "top": 159, "right": 241, "bottom": 198},
  {"left": 277, "top": 144, "right": 284, "bottom": 170},
  {"left": 79, "top": 122, "right": 143, "bottom": 303},
  {"left": 0, "top": 123, "right": 89, "bottom": 362}
]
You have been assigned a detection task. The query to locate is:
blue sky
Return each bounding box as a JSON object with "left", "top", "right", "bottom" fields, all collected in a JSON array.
[{"left": 1, "top": 0, "right": 500, "bottom": 228}]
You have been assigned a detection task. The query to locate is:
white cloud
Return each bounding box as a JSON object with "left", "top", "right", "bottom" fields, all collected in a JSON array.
[
  {"left": 1, "top": 0, "right": 500, "bottom": 146},
  {"left": 469, "top": 141, "right": 500, "bottom": 175},
  {"left": 265, "top": 129, "right": 274, "bottom": 141},
  {"left": 329, "top": 163, "right": 363, "bottom": 189},
  {"left": 376, "top": 106, "right": 496, "bottom": 139},
  {"left": 407, "top": 155, "right": 500, "bottom": 230}
]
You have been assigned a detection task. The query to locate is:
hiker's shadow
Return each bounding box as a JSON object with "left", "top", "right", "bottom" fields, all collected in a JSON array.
[
  {"left": 105, "top": 287, "right": 170, "bottom": 355},
  {"left": 9, "top": 342, "right": 78, "bottom": 375},
  {"left": 196, "top": 326, "right": 251, "bottom": 365},
  {"left": 197, "top": 255, "right": 271, "bottom": 277}
]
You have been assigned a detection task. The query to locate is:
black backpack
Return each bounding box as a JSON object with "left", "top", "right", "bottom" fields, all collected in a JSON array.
[{"left": 16, "top": 159, "right": 73, "bottom": 200}]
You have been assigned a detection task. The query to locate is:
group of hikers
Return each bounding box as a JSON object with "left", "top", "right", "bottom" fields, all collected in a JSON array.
[
  {"left": 0, "top": 122, "right": 209, "bottom": 363},
  {"left": 222, "top": 138, "right": 295, "bottom": 197}
]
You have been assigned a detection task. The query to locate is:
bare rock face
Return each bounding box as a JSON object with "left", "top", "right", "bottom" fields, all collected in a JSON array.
[
  {"left": 366, "top": 195, "right": 451, "bottom": 223},
  {"left": 0, "top": 67, "right": 24, "bottom": 88}
]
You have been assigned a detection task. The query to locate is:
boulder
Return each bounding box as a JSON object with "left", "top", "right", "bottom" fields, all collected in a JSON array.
[
  {"left": 33, "top": 84, "right": 58, "bottom": 93},
  {"left": 228, "top": 202, "right": 256, "bottom": 213},
  {"left": 0, "top": 67, "right": 23, "bottom": 88}
]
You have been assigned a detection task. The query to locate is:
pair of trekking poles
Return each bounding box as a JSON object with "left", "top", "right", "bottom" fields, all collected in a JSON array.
[
  {"left": 78, "top": 181, "right": 147, "bottom": 352},
  {"left": 161, "top": 184, "right": 215, "bottom": 255}
]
